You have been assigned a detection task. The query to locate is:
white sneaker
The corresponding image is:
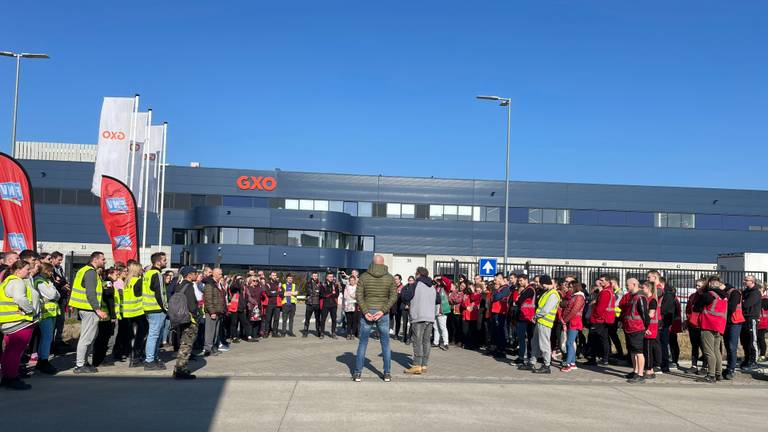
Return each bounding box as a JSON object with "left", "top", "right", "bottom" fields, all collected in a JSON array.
[
  {"left": 389, "top": 329, "right": 395, "bottom": 335},
  {"left": 218, "top": 344, "right": 230, "bottom": 352}
]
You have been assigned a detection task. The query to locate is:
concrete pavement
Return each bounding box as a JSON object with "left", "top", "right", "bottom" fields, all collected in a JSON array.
[{"left": 2, "top": 311, "right": 766, "bottom": 431}]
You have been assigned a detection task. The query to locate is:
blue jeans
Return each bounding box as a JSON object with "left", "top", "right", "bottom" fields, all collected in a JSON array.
[
  {"left": 37, "top": 317, "right": 55, "bottom": 360},
  {"left": 724, "top": 324, "right": 742, "bottom": 372},
  {"left": 161, "top": 318, "right": 171, "bottom": 344},
  {"left": 354, "top": 312, "right": 391, "bottom": 375},
  {"left": 565, "top": 329, "right": 579, "bottom": 365},
  {"left": 145, "top": 313, "right": 167, "bottom": 363}
]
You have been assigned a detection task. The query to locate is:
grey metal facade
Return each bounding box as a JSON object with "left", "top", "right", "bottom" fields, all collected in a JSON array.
[{"left": 15, "top": 159, "right": 768, "bottom": 268}]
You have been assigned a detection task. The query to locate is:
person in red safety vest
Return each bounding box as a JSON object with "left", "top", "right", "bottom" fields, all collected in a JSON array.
[
  {"left": 619, "top": 278, "right": 649, "bottom": 383},
  {"left": 696, "top": 276, "right": 728, "bottom": 383}
]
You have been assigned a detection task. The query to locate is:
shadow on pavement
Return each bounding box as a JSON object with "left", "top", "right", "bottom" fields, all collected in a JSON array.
[{"left": 0, "top": 375, "right": 227, "bottom": 430}]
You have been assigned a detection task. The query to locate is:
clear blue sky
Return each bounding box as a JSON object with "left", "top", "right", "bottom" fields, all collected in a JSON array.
[{"left": 2, "top": 1, "right": 766, "bottom": 189}]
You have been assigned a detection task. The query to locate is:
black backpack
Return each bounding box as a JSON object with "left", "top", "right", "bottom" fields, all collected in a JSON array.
[{"left": 168, "top": 283, "right": 191, "bottom": 325}]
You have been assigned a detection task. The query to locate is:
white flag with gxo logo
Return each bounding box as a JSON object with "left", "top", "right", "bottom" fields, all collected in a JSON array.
[{"left": 91, "top": 97, "right": 135, "bottom": 196}]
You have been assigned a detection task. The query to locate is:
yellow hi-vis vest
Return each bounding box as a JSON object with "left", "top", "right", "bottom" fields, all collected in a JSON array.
[
  {"left": 535, "top": 289, "right": 561, "bottom": 328},
  {"left": 34, "top": 276, "right": 59, "bottom": 319},
  {"left": 69, "top": 265, "right": 102, "bottom": 311},
  {"left": 282, "top": 283, "right": 297, "bottom": 305},
  {"left": 121, "top": 276, "right": 145, "bottom": 318},
  {"left": 142, "top": 268, "right": 166, "bottom": 312},
  {"left": 614, "top": 287, "right": 622, "bottom": 318},
  {"left": 0, "top": 275, "right": 34, "bottom": 323}
]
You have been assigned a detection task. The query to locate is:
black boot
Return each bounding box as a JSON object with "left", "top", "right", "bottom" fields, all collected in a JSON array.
[{"left": 35, "top": 359, "right": 59, "bottom": 375}]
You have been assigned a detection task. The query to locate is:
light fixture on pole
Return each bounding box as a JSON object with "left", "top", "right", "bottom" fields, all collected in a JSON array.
[
  {"left": 0, "top": 51, "right": 50, "bottom": 156},
  {"left": 476, "top": 94, "right": 512, "bottom": 274}
]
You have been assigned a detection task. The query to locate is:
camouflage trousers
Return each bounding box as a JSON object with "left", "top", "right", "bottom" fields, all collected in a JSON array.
[{"left": 175, "top": 323, "right": 199, "bottom": 371}]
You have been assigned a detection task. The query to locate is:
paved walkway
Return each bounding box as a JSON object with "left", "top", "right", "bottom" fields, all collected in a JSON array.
[{"left": 3, "top": 312, "right": 766, "bottom": 431}]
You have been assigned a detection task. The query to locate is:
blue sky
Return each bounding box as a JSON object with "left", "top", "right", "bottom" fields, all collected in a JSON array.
[{"left": 2, "top": 1, "right": 766, "bottom": 189}]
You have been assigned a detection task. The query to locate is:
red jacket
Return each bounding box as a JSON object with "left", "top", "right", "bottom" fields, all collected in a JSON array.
[
  {"left": 462, "top": 293, "right": 481, "bottom": 321},
  {"left": 590, "top": 287, "right": 616, "bottom": 325},
  {"left": 561, "top": 291, "right": 585, "bottom": 330}
]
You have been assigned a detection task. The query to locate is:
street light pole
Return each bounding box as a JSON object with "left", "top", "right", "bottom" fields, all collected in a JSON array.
[
  {"left": 0, "top": 51, "right": 50, "bottom": 156},
  {"left": 477, "top": 95, "right": 512, "bottom": 274}
]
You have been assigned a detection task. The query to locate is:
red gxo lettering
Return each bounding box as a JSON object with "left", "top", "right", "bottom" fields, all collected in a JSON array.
[
  {"left": 236, "top": 175, "right": 277, "bottom": 191},
  {"left": 101, "top": 131, "right": 126, "bottom": 140}
]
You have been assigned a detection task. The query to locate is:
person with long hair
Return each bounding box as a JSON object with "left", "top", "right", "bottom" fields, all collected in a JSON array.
[
  {"left": 92, "top": 267, "right": 119, "bottom": 367},
  {"left": 0, "top": 260, "right": 38, "bottom": 390},
  {"left": 32, "top": 262, "right": 60, "bottom": 375},
  {"left": 123, "top": 261, "right": 148, "bottom": 367},
  {"left": 560, "top": 280, "right": 585, "bottom": 372},
  {"left": 343, "top": 274, "right": 360, "bottom": 339}
]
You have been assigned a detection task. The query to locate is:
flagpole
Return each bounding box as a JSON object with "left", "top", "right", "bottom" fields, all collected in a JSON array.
[
  {"left": 127, "top": 94, "right": 139, "bottom": 186},
  {"left": 157, "top": 122, "right": 168, "bottom": 251},
  {"left": 137, "top": 109, "right": 150, "bottom": 209},
  {"left": 141, "top": 110, "right": 152, "bottom": 252}
]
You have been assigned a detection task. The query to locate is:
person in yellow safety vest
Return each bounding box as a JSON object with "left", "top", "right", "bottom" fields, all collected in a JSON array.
[
  {"left": 32, "top": 262, "right": 61, "bottom": 375},
  {"left": 0, "top": 260, "right": 37, "bottom": 390},
  {"left": 531, "top": 275, "right": 561, "bottom": 374},
  {"left": 281, "top": 274, "right": 299, "bottom": 337},
  {"left": 141, "top": 252, "right": 168, "bottom": 370},
  {"left": 120, "top": 261, "right": 147, "bottom": 367},
  {"left": 608, "top": 277, "right": 626, "bottom": 361},
  {"left": 69, "top": 251, "right": 107, "bottom": 374}
]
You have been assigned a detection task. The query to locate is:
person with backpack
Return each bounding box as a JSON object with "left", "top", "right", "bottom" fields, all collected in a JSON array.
[{"left": 171, "top": 266, "right": 201, "bottom": 380}]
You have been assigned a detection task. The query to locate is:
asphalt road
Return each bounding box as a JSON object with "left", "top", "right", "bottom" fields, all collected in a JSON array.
[{"left": 3, "top": 308, "right": 766, "bottom": 431}]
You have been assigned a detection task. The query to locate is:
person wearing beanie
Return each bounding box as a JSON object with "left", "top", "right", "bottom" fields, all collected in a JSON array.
[{"left": 531, "top": 275, "right": 561, "bottom": 374}]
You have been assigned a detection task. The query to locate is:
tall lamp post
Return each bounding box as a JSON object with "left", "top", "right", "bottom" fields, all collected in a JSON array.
[
  {"left": 476, "top": 95, "right": 512, "bottom": 274},
  {"left": 0, "top": 51, "right": 50, "bottom": 156}
]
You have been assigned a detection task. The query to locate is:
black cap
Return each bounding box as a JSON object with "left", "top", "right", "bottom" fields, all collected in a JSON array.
[{"left": 179, "top": 266, "right": 198, "bottom": 277}]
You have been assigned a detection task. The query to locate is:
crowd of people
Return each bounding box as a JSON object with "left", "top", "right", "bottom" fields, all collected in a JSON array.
[{"left": 1, "top": 249, "right": 767, "bottom": 389}]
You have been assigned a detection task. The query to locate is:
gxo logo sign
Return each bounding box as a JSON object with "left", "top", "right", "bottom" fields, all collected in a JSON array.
[
  {"left": 237, "top": 175, "right": 277, "bottom": 191},
  {"left": 102, "top": 131, "right": 126, "bottom": 140}
]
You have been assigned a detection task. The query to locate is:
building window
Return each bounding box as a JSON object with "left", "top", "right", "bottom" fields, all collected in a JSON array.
[
  {"left": 299, "top": 199, "right": 314, "bottom": 211},
  {"left": 386, "top": 203, "right": 401, "bottom": 218},
  {"left": 443, "top": 205, "right": 458, "bottom": 221},
  {"left": 238, "top": 228, "right": 254, "bottom": 245},
  {"left": 172, "top": 229, "right": 186, "bottom": 245},
  {"left": 358, "top": 202, "right": 373, "bottom": 217},
  {"left": 458, "top": 206, "right": 472, "bottom": 221},
  {"left": 360, "top": 236, "right": 375, "bottom": 251},
  {"left": 656, "top": 212, "right": 695, "bottom": 229},
  {"left": 401, "top": 204, "right": 415, "bottom": 219},
  {"left": 429, "top": 205, "right": 443, "bottom": 220},
  {"left": 191, "top": 194, "right": 206, "bottom": 208},
  {"left": 220, "top": 227, "right": 239, "bottom": 244},
  {"left": 285, "top": 199, "right": 299, "bottom": 210},
  {"left": 472, "top": 206, "right": 484, "bottom": 222},
  {"left": 60, "top": 189, "right": 76, "bottom": 205},
  {"left": 529, "top": 208, "right": 569, "bottom": 224},
  {"left": 329, "top": 200, "right": 344, "bottom": 212},
  {"left": 344, "top": 201, "right": 358, "bottom": 216},
  {"left": 528, "top": 208, "right": 542, "bottom": 224},
  {"left": 486, "top": 207, "right": 501, "bottom": 222},
  {"left": 314, "top": 200, "right": 329, "bottom": 211}
]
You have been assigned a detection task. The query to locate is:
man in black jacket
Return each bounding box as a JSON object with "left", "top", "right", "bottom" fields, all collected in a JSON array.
[
  {"left": 173, "top": 267, "right": 200, "bottom": 380},
  {"left": 740, "top": 275, "right": 761, "bottom": 371},
  {"left": 657, "top": 277, "right": 677, "bottom": 372},
  {"left": 319, "top": 272, "right": 340, "bottom": 339},
  {"left": 264, "top": 272, "right": 283, "bottom": 338},
  {"left": 303, "top": 272, "right": 323, "bottom": 337}
]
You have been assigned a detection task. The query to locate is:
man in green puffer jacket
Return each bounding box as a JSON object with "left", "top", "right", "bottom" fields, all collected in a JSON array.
[{"left": 352, "top": 255, "right": 398, "bottom": 383}]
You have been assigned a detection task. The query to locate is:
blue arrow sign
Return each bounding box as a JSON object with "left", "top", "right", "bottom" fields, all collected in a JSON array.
[{"left": 478, "top": 258, "right": 497, "bottom": 277}]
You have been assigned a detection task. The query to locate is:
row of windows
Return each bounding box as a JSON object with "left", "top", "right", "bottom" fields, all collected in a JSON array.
[
  {"left": 172, "top": 227, "right": 375, "bottom": 251},
  {"left": 32, "top": 187, "right": 768, "bottom": 232}
]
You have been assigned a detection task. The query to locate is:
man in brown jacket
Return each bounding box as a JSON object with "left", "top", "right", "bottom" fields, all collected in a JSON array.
[{"left": 203, "top": 268, "right": 226, "bottom": 356}]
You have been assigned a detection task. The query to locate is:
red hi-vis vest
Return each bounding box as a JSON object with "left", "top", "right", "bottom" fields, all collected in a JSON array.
[
  {"left": 490, "top": 287, "right": 510, "bottom": 314},
  {"left": 700, "top": 291, "right": 727, "bottom": 334},
  {"left": 727, "top": 288, "right": 745, "bottom": 324},
  {"left": 519, "top": 287, "right": 536, "bottom": 322},
  {"left": 686, "top": 292, "right": 701, "bottom": 328},
  {"left": 645, "top": 296, "right": 659, "bottom": 340},
  {"left": 622, "top": 293, "right": 645, "bottom": 334},
  {"left": 758, "top": 296, "right": 768, "bottom": 330}
]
